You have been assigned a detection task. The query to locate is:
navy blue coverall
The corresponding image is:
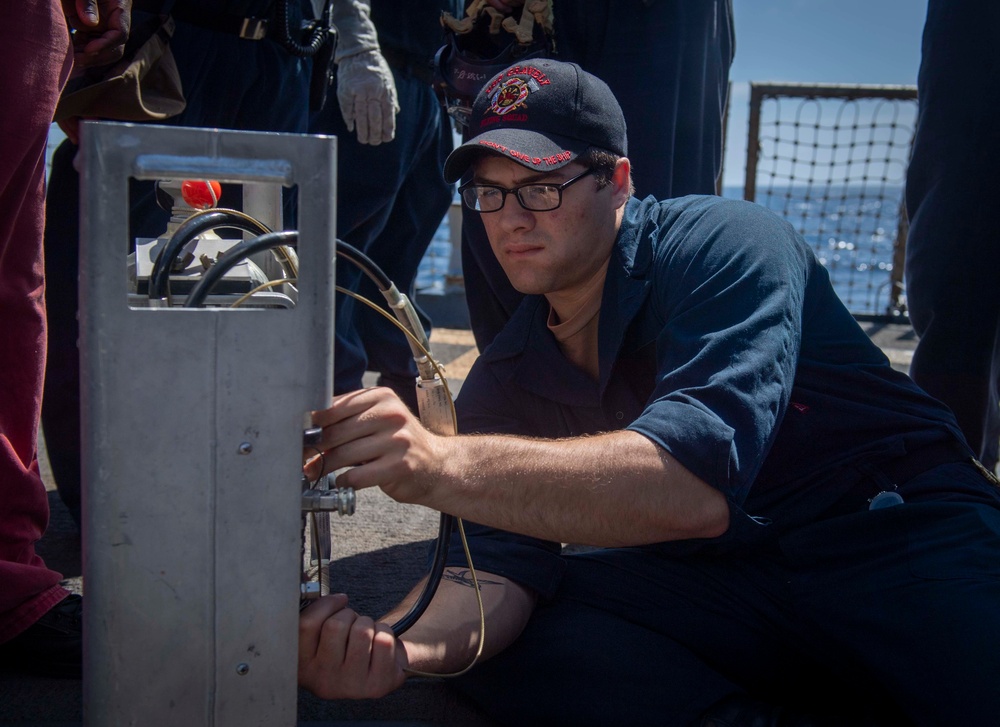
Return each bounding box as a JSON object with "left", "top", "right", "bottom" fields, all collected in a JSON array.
[{"left": 446, "top": 196, "right": 1000, "bottom": 726}]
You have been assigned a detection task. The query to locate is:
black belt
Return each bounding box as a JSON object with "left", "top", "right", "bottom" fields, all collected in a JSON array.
[
  {"left": 171, "top": 5, "right": 272, "bottom": 40},
  {"left": 380, "top": 46, "right": 436, "bottom": 86}
]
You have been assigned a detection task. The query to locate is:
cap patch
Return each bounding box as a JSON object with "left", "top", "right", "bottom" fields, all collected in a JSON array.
[
  {"left": 481, "top": 65, "right": 552, "bottom": 129},
  {"left": 490, "top": 77, "right": 532, "bottom": 116},
  {"left": 483, "top": 65, "right": 551, "bottom": 97}
]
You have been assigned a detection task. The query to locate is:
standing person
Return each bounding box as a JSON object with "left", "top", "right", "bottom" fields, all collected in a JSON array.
[
  {"left": 449, "top": 0, "right": 735, "bottom": 351},
  {"left": 904, "top": 0, "right": 1000, "bottom": 474},
  {"left": 41, "top": 0, "right": 355, "bottom": 526},
  {"left": 297, "top": 60, "right": 1000, "bottom": 726},
  {"left": 0, "top": 0, "right": 130, "bottom": 679},
  {"left": 310, "top": 0, "right": 460, "bottom": 412}
]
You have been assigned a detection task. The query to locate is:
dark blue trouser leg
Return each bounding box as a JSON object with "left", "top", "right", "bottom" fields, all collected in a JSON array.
[
  {"left": 354, "top": 121, "right": 454, "bottom": 385},
  {"left": 554, "top": 0, "right": 733, "bottom": 199},
  {"left": 905, "top": 0, "right": 1000, "bottom": 470},
  {"left": 453, "top": 469, "right": 1000, "bottom": 725},
  {"left": 41, "top": 141, "right": 83, "bottom": 525},
  {"left": 312, "top": 71, "right": 453, "bottom": 397},
  {"left": 454, "top": 595, "right": 740, "bottom": 727}
]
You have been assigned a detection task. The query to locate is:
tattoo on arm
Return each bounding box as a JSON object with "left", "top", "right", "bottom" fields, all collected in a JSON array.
[{"left": 443, "top": 570, "right": 503, "bottom": 590}]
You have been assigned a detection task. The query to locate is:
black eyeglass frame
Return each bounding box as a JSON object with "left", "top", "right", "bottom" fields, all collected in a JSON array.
[{"left": 458, "top": 168, "right": 596, "bottom": 213}]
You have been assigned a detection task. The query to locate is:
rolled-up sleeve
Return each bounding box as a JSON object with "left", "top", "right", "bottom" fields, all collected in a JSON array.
[{"left": 628, "top": 200, "right": 811, "bottom": 505}]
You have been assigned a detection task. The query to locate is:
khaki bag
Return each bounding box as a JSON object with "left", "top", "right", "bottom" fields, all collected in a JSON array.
[{"left": 55, "top": 13, "right": 186, "bottom": 123}]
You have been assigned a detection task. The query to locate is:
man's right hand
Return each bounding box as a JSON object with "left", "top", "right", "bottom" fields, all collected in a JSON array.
[{"left": 298, "top": 594, "right": 408, "bottom": 699}]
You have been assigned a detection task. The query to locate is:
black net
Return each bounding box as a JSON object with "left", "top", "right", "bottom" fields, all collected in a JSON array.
[{"left": 745, "top": 84, "right": 918, "bottom": 319}]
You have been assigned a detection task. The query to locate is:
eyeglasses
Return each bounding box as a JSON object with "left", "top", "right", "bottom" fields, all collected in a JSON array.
[{"left": 459, "top": 168, "right": 596, "bottom": 213}]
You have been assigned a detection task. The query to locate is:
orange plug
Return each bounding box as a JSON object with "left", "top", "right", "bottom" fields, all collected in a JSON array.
[{"left": 180, "top": 179, "right": 222, "bottom": 210}]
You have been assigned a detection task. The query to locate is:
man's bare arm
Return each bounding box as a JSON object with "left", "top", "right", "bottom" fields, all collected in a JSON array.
[
  {"left": 299, "top": 568, "right": 535, "bottom": 699},
  {"left": 387, "top": 568, "right": 536, "bottom": 673},
  {"left": 429, "top": 429, "right": 730, "bottom": 547},
  {"left": 309, "top": 388, "right": 730, "bottom": 548}
]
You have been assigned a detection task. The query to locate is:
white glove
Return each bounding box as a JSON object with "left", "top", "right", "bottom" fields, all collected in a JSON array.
[
  {"left": 332, "top": 0, "right": 399, "bottom": 145},
  {"left": 336, "top": 49, "right": 399, "bottom": 145}
]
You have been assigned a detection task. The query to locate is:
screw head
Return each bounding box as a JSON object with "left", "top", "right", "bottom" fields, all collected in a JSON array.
[
  {"left": 238, "top": 442, "right": 253, "bottom": 455},
  {"left": 236, "top": 662, "right": 250, "bottom": 676}
]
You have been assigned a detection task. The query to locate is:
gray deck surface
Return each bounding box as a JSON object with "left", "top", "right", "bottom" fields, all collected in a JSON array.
[{"left": 0, "top": 289, "right": 916, "bottom": 725}]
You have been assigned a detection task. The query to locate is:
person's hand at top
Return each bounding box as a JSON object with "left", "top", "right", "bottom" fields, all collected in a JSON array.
[
  {"left": 62, "top": 0, "right": 132, "bottom": 70},
  {"left": 331, "top": 0, "right": 398, "bottom": 145},
  {"left": 336, "top": 50, "right": 398, "bottom": 145}
]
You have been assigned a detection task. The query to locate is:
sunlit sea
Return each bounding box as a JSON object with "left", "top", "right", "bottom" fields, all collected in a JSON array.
[
  {"left": 47, "top": 127, "right": 904, "bottom": 318},
  {"left": 419, "top": 184, "right": 907, "bottom": 319}
]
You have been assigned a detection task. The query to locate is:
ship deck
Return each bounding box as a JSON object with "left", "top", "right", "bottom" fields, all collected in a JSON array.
[{"left": 0, "top": 291, "right": 917, "bottom": 726}]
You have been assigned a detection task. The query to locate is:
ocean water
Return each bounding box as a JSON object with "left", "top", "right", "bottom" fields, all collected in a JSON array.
[
  {"left": 417, "top": 184, "right": 907, "bottom": 319},
  {"left": 744, "top": 184, "right": 907, "bottom": 317},
  {"left": 47, "top": 126, "right": 904, "bottom": 317},
  {"left": 414, "top": 202, "right": 462, "bottom": 296}
]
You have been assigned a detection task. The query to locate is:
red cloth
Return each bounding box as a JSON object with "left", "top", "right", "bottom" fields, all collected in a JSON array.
[{"left": 0, "top": 0, "right": 74, "bottom": 642}]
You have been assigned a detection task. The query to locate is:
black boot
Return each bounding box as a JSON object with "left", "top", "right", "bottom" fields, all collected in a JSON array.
[{"left": 0, "top": 593, "right": 82, "bottom": 679}]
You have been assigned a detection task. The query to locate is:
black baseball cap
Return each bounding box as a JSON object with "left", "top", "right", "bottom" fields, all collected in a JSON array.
[{"left": 443, "top": 59, "right": 627, "bottom": 184}]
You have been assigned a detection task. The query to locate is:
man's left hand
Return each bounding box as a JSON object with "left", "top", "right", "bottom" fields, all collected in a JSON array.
[{"left": 299, "top": 594, "right": 408, "bottom": 699}]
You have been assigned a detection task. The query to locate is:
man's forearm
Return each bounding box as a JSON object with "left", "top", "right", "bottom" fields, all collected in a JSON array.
[
  {"left": 312, "top": 389, "right": 730, "bottom": 549},
  {"left": 420, "top": 430, "right": 730, "bottom": 548},
  {"left": 384, "top": 569, "right": 536, "bottom": 674}
]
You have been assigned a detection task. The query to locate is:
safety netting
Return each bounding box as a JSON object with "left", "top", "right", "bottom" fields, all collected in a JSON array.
[{"left": 742, "top": 83, "right": 918, "bottom": 319}]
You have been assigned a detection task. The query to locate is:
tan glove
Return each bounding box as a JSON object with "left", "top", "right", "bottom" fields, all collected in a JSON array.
[{"left": 332, "top": 0, "right": 398, "bottom": 145}]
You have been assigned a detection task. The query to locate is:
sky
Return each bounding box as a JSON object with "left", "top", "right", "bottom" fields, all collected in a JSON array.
[{"left": 722, "top": 0, "right": 929, "bottom": 187}]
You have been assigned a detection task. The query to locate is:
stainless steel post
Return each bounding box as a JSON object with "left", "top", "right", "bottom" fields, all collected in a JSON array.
[{"left": 79, "top": 122, "right": 336, "bottom": 726}]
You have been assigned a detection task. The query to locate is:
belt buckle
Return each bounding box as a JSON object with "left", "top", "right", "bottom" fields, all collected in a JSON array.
[{"left": 239, "top": 18, "right": 268, "bottom": 40}]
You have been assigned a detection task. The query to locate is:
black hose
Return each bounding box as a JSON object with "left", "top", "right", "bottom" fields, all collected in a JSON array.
[
  {"left": 149, "top": 210, "right": 270, "bottom": 301},
  {"left": 183, "top": 230, "right": 298, "bottom": 308},
  {"left": 335, "top": 240, "right": 393, "bottom": 291},
  {"left": 336, "top": 238, "right": 455, "bottom": 636},
  {"left": 391, "top": 514, "right": 454, "bottom": 637},
  {"left": 179, "top": 230, "right": 392, "bottom": 306},
  {"left": 184, "top": 228, "right": 455, "bottom": 636}
]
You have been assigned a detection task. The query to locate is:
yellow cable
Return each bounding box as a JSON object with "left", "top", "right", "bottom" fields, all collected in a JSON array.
[
  {"left": 401, "top": 517, "right": 486, "bottom": 679},
  {"left": 201, "top": 221, "right": 484, "bottom": 672},
  {"left": 336, "top": 287, "right": 458, "bottom": 423},
  {"left": 335, "top": 286, "right": 486, "bottom": 678},
  {"left": 181, "top": 207, "right": 299, "bottom": 279},
  {"left": 228, "top": 277, "right": 298, "bottom": 308}
]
